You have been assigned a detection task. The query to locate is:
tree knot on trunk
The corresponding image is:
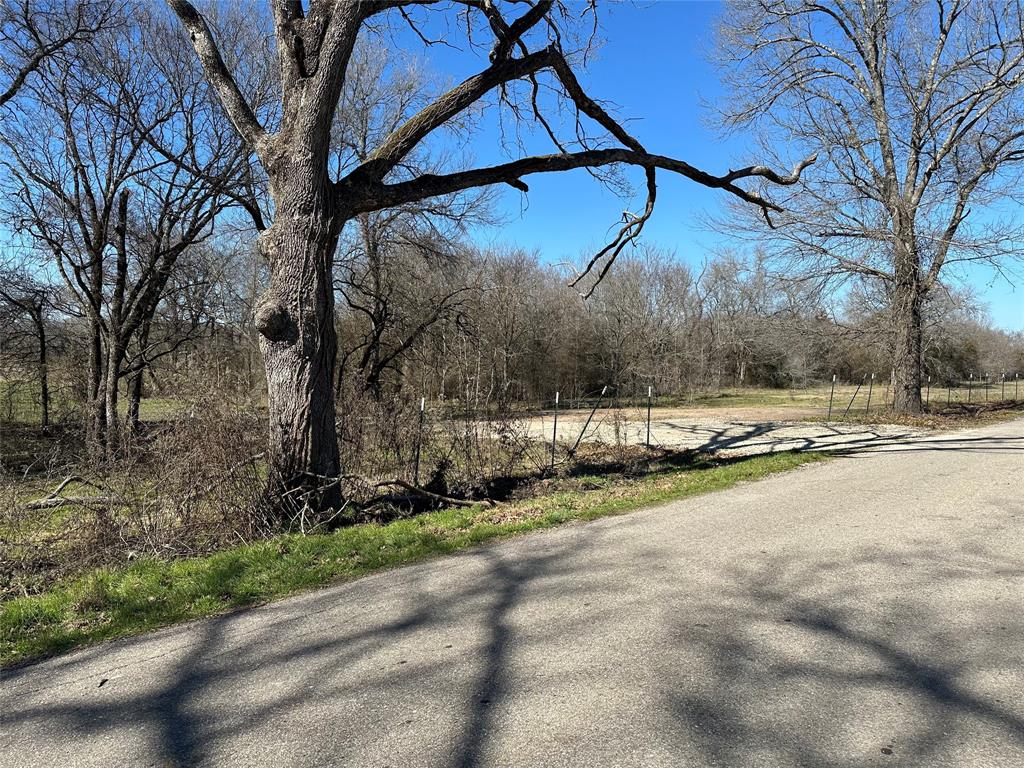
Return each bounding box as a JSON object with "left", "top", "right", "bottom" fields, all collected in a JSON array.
[{"left": 255, "top": 300, "right": 296, "bottom": 343}]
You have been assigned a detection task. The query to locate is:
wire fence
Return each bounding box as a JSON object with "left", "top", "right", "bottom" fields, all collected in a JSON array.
[
  {"left": 369, "top": 369, "right": 1022, "bottom": 486},
  {"left": 4, "top": 370, "right": 1021, "bottom": 488}
]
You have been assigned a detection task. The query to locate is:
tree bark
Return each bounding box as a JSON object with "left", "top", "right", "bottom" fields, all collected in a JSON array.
[
  {"left": 126, "top": 316, "right": 154, "bottom": 433},
  {"left": 30, "top": 309, "right": 49, "bottom": 429},
  {"left": 255, "top": 171, "right": 344, "bottom": 514},
  {"left": 87, "top": 317, "right": 107, "bottom": 451},
  {"left": 103, "top": 341, "right": 126, "bottom": 458},
  {"left": 127, "top": 367, "right": 143, "bottom": 432},
  {"left": 891, "top": 260, "right": 924, "bottom": 414}
]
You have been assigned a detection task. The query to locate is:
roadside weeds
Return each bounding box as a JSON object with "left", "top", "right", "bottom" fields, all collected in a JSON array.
[{"left": 0, "top": 450, "right": 826, "bottom": 667}]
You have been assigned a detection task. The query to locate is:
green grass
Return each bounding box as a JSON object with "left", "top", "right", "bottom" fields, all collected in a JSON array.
[
  {"left": 682, "top": 387, "right": 835, "bottom": 408},
  {"left": 1, "top": 450, "right": 826, "bottom": 667},
  {"left": 0, "top": 384, "right": 183, "bottom": 426}
]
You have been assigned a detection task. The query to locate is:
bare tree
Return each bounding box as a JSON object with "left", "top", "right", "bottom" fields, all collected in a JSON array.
[
  {"left": 718, "top": 0, "right": 1024, "bottom": 412},
  {"left": 167, "top": 0, "right": 812, "bottom": 513},
  {"left": 0, "top": 262, "right": 53, "bottom": 427},
  {"left": 338, "top": 231, "right": 478, "bottom": 396},
  {"left": 1, "top": 9, "right": 249, "bottom": 454},
  {"left": 330, "top": 44, "right": 491, "bottom": 397},
  {"left": 0, "top": 0, "right": 112, "bottom": 108}
]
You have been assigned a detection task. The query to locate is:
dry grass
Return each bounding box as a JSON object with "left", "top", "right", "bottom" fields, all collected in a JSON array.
[{"left": 1, "top": 449, "right": 826, "bottom": 667}]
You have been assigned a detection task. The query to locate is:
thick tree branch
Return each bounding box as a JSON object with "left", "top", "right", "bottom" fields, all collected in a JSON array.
[
  {"left": 352, "top": 46, "right": 558, "bottom": 183},
  {"left": 350, "top": 148, "right": 815, "bottom": 218},
  {"left": 165, "top": 0, "right": 268, "bottom": 158}
]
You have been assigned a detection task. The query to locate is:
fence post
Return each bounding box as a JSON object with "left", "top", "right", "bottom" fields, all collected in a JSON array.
[
  {"left": 968, "top": 373, "right": 973, "bottom": 403},
  {"left": 827, "top": 374, "right": 836, "bottom": 422},
  {"left": 1002, "top": 374, "right": 1006, "bottom": 401},
  {"left": 843, "top": 374, "right": 866, "bottom": 418},
  {"left": 926, "top": 375, "right": 931, "bottom": 408},
  {"left": 948, "top": 381, "right": 952, "bottom": 406},
  {"left": 646, "top": 385, "right": 653, "bottom": 448},
  {"left": 1017, "top": 373, "right": 1020, "bottom": 401},
  {"left": 551, "top": 390, "right": 559, "bottom": 470},
  {"left": 865, "top": 373, "right": 875, "bottom": 415},
  {"left": 569, "top": 385, "right": 608, "bottom": 457},
  {"left": 985, "top": 373, "right": 989, "bottom": 402},
  {"left": 413, "top": 396, "right": 425, "bottom": 485}
]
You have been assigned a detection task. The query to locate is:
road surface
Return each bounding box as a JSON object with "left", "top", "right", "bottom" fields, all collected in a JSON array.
[{"left": 3, "top": 418, "right": 1023, "bottom": 767}]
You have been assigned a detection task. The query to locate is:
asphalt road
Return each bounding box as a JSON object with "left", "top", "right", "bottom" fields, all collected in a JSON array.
[{"left": 3, "top": 419, "right": 1023, "bottom": 768}]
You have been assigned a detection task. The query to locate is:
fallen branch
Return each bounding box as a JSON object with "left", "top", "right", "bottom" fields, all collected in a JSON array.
[
  {"left": 23, "top": 475, "right": 119, "bottom": 510},
  {"left": 372, "top": 479, "right": 496, "bottom": 508},
  {"left": 24, "top": 495, "right": 118, "bottom": 511},
  {"left": 935, "top": 400, "right": 1023, "bottom": 416},
  {"left": 41, "top": 475, "right": 105, "bottom": 499}
]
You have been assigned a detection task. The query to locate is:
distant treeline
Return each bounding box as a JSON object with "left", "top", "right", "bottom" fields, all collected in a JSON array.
[{"left": 5, "top": 244, "right": 1019, "bottom": 427}]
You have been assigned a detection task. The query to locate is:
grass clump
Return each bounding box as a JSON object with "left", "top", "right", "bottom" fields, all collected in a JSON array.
[{"left": 1, "top": 450, "right": 826, "bottom": 667}]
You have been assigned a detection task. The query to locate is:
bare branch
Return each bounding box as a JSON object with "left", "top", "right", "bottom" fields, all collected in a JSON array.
[
  {"left": 164, "top": 0, "right": 268, "bottom": 157},
  {"left": 351, "top": 148, "right": 815, "bottom": 216}
]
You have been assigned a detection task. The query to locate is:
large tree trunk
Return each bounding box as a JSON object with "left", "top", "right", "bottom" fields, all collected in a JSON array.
[
  {"left": 127, "top": 369, "right": 143, "bottom": 433},
  {"left": 891, "top": 262, "right": 924, "bottom": 414},
  {"left": 255, "top": 173, "right": 344, "bottom": 515},
  {"left": 127, "top": 318, "right": 152, "bottom": 434}
]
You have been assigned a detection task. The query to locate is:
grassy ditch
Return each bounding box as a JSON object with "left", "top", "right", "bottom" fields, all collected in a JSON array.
[{"left": 1, "top": 450, "right": 826, "bottom": 667}]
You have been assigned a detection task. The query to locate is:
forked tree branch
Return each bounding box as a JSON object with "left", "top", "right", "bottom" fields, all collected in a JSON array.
[
  {"left": 354, "top": 46, "right": 559, "bottom": 183},
  {"left": 345, "top": 29, "right": 814, "bottom": 294},
  {"left": 165, "top": 0, "right": 268, "bottom": 158},
  {"left": 167, "top": 0, "right": 814, "bottom": 295},
  {"left": 1, "top": 0, "right": 113, "bottom": 107}
]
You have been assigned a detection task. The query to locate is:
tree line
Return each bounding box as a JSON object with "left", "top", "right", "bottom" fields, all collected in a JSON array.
[{"left": 5, "top": 240, "right": 1021, "bottom": 425}]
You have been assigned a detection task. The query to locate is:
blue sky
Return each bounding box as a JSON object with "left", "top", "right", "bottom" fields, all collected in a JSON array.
[
  {"left": 5, "top": 2, "right": 1020, "bottom": 331},
  {"left": 397, "top": 0, "right": 1023, "bottom": 331}
]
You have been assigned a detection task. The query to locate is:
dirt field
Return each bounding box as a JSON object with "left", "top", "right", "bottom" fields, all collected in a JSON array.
[
  {"left": 518, "top": 382, "right": 1023, "bottom": 457},
  {"left": 522, "top": 403, "right": 928, "bottom": 457}
]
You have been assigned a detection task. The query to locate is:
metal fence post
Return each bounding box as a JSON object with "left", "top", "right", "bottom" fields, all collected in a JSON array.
[
  {"left": 551, "top": 390, "right": 559, "bottom": 470},
  {"left": 968, "top": 373, "right": 973, "bottom": 403},
  {"left": 569, "top": 385, "right": 608, "bottom": 457},
  {"left": 827, "top": 374, "right": 836, "bottom": 422},
  {"left": 843, "top": 374, "right": 866, "bottom": 418},
  {"left": 926, "top": 375, "right": 931, "bottom": 408},
  {"left": 646, "top": 385, "right": 653, "bottom": 448},
  {"left": 865, "top": 373, "right": 875, "bottom": 415}
]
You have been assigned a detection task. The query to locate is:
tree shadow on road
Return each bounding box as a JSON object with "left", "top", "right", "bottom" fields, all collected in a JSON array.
[
  {"left": 4, "top": 462, "right": 1024, "bottom": 767},
  {"left": 657, "top": 419, "right": 1024, "bottom": 458},
  {"left": 659, "top": 543, "right": 1024, "bottom": 766},
  {"left": 2, "top": 523, "right": 627, "bottom": 767}
]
